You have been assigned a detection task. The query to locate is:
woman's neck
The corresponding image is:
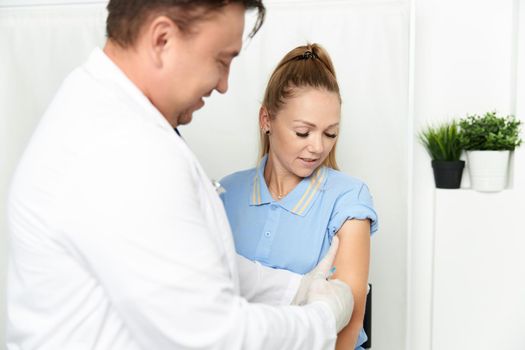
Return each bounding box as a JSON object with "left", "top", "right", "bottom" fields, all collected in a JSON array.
[{"left": 263, "top": 153, "right": 301, "bottom": 200}]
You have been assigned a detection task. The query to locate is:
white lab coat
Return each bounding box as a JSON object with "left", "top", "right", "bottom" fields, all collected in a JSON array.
[{"left": 6, "top": 48, "right": 337, "bottom": 349}]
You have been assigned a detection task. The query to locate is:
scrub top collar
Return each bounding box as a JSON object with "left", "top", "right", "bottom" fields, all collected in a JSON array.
[{"left": 250, "top": 154, "right": 328, "bottom": 217}]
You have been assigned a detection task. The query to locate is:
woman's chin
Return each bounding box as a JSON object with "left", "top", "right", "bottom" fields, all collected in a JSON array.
[{"left": 292, "top": 167, "right": 316, "bottom": 179}]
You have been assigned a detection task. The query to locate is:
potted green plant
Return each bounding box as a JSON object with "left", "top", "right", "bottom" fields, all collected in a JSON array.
[
  {"left": 459, "top": 111, "right": 522, "bottom": 192},
  {"left": 419, "top": 121, "right": 464, "bottom": 189}
]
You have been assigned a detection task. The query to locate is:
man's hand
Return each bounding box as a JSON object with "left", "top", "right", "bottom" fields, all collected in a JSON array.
[
  {"left": 292, "top": 236, "right": 354, "bottom": 332},
  {"left": 292, "top": 236, "right": 341, "bottom": 305}
]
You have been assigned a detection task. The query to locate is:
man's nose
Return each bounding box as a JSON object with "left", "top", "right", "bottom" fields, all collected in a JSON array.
[{"left": 216, "top": 73, "right": 229, "bottom": 94}]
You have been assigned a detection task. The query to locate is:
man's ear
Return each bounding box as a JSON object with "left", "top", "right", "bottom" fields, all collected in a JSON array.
[
  {"left": 259, "top": 106, "right": 271, "bottom": 131},
  {"left": 146, "top": 16, "right": 179, "bottom": 67}
]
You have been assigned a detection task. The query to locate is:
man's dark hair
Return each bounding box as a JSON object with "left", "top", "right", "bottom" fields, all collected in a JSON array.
[{"left": 106, "top": 0, "right": 265, "bottom": 47}]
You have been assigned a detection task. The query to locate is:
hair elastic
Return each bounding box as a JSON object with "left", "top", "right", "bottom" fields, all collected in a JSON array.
[{"left": 300, "top": 50, "right": 317, "bottom": 60}]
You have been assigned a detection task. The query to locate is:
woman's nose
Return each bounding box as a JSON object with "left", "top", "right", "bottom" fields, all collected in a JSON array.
[{"left": 307, "top": 134, "right": 324, "bottom": 154}]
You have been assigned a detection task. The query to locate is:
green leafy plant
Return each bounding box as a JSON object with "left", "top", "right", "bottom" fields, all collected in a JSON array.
[
  {"left": 459, "top": 111, "right": 522, "bottom": 151},
  {"left": 419, "top": 121, "right": 462, "bottom": 161}
]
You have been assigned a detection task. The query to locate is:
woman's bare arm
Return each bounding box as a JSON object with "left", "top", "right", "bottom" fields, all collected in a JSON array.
[{"left": 332, "top": 219, "right": 371, "bottom": 349}]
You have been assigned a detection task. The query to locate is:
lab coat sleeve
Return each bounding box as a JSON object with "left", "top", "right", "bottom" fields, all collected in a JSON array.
[
  {"left": 58, "top": 127, "right": 336, "bottom": 350},
  {"left": 236, "top": 254, "right": 301, "bottom": 305}
]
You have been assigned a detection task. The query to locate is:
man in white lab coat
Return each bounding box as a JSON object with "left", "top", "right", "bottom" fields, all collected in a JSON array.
[{"left": 6, "top": 1, "right": 353, "bottom": 349}]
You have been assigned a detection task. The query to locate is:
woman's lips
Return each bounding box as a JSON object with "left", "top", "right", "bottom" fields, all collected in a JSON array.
[{"left": 299, "top": 157, "right": 319, "bottom": 168}]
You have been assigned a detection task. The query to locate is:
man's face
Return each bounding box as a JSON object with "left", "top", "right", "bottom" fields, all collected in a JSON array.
[{"left": 150, "top": 3, "right": 245, "bottom": 127}]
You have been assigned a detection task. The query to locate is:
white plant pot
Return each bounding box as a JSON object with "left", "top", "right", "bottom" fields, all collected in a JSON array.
[{"left": 466, "top": 150, "right": 510, "bottom": 192}]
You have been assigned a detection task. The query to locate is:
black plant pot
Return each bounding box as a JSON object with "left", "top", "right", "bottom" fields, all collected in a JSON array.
[{"left": 431, "top": 160, "right": 465, "bottom": 189}]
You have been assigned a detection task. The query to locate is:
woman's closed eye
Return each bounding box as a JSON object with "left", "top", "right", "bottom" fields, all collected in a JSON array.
[
  {"left": 296, "top": 131, "right": 310, "bottom": 138},
  {"left": 296, "top": 131, "right": 338, "bottom": 138}
]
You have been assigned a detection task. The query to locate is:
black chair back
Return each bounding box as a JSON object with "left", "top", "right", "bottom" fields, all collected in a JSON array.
[{"left": 362, "top": 284, "right": 372, "bottom": 349}]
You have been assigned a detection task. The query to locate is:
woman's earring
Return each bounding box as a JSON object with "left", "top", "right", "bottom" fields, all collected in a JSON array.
[{"left": 265, "top": 129, "right": 270, "bottom": 135}]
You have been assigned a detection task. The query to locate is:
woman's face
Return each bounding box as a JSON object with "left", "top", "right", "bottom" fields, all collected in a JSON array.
[{"left": 263, "top": 87, "right": 341, "bottom": 178}]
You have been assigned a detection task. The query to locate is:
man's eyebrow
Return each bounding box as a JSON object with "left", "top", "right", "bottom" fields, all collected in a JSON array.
[
  {"left": 293, "top": 119, "right": 340, "bottom": 128},
  {"left": 220, "top": 50, "right": 240, "bottom": 59}
]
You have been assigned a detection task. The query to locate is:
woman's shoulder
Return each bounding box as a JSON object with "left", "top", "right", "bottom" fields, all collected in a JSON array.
[
  {"left": 324, "top": 167, "right": 369, "bottom": 193},
  {"left": 220, "top": 167, "right": 257, "bottom": 191},
  {"left": 324, "top": 168, "right": 379, "bottom": 234}
]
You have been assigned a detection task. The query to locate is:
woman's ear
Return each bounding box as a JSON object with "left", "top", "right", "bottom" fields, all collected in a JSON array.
[{"left": 259, "top": 106, "right": 270, "bottom": 132}]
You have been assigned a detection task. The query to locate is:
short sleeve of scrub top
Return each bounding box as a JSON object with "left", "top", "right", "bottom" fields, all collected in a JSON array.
[{"left": 327, "top": 182, "right": 378, "bottom": 239}]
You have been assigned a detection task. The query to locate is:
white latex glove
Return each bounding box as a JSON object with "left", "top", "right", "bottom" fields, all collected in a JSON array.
[
  {"left": 307, "top": 278, "right": 354, "bottom": 332},
  {"left": 291, "top": 236, "right": 341, "bottom": 305},
  {"left": 291, "top": 236, "right": 354, "bottom": 332}
]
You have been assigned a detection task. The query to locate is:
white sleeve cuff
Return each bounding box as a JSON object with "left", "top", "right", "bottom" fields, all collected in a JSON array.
[{"left": 281, "top": 270, "right": 302, "bottom": 305}]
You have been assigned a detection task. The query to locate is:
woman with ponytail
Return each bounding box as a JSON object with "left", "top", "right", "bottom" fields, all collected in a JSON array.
[{"left": 220, "top": 43, "right": 378, "bottom": 350}]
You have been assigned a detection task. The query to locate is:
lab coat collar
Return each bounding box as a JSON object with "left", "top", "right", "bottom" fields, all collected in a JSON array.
[{"left": 84, "top": 48, "right": 175, "bottom": 134}]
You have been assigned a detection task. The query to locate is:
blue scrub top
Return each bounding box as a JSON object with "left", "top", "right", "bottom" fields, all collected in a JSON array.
[
  {"left": 220, "top": 155, "right": 378, "bottom": 275},
  {"left": 220, "top": 155, "right": 378, "bottom": 349}
]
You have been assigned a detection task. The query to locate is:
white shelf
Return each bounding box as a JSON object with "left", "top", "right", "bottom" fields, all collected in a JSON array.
[
  {"left": 435, "top": 187, "right": 523, "bottom": 201},
  {"left": 431, "top": 187, "right": 525, "bottom": 349}
]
